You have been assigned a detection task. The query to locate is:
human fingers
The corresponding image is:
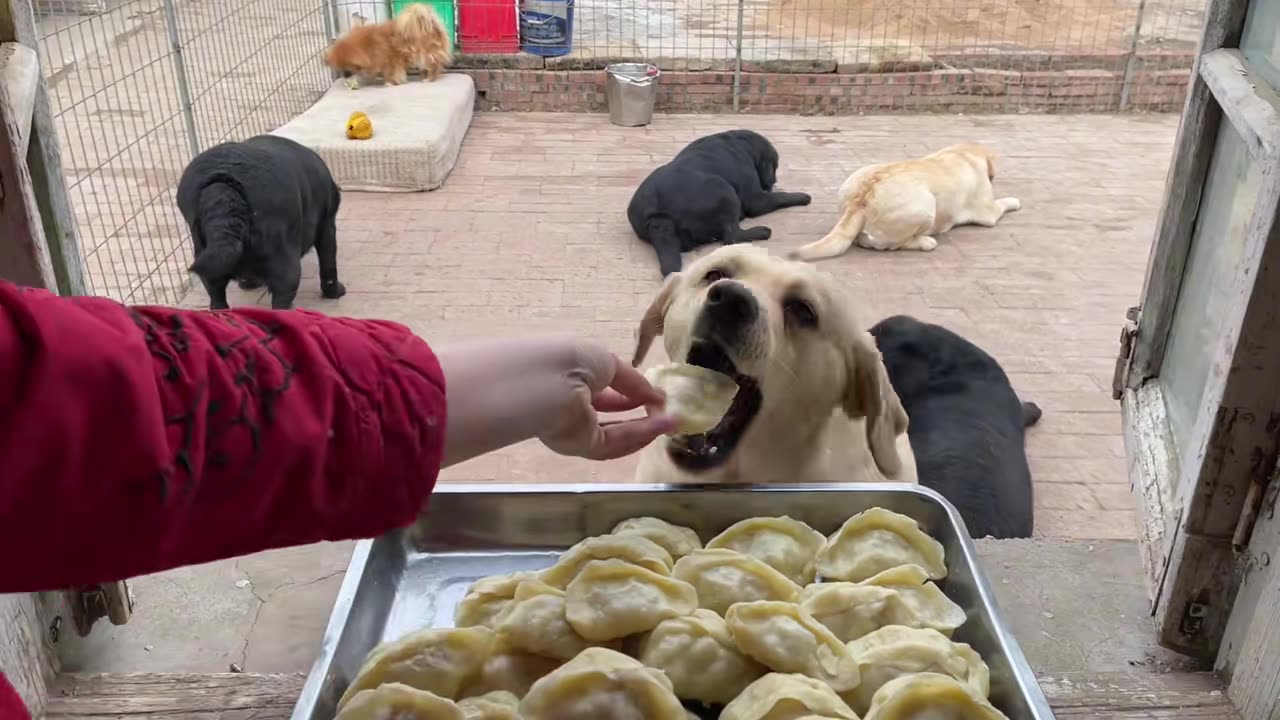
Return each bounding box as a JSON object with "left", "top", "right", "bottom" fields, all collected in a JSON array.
[
  {"left": 592, "top": 388, "right": 652, "bottom": 413},
  {"left": 585, "top": 414, "right": 677, "bottom": 460},
  {"left": 605, "top": 355, "right": 665, "bottom": 407}
]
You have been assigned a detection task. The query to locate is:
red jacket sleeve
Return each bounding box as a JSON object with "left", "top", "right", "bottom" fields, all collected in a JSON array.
[{"left": 0, "top": 282, "right": 446, "bottom": 592}]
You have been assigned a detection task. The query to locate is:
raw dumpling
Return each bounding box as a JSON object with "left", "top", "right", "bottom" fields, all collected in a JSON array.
[
  {"left": 799, "top": 566, "right": 966, "bottom": 642},
  {"left": 816, "top": 508, "right": 947, "bottom": 582},
  {"left": 638, "top": 609, "right": 766, "bottom": 704},
  {"left": 842, "top": 626, "right": 990, "bottom": 714},
  {"left": 706, "top": 516, "right": 826, "bottom": 585},
  {"left": 493, "top": 580, "right": 599, "bottom": 660},
  {"left": 644, "top": 363, "right": 740, "bottom": 434},
  {"left": 337, "top": 627, "right": 496, "bottom": 708},
  {"left": 673, "top": 549, "right": 802, "bottom": 616},
  {"left": 725, "top": 601, "right": 861, "bottom": 692},
  {"left": 455, "top": 572, "right": 537, "bottom": 629},
  {"left": 565, "top": 559, "right": 699, "bottom": 640},
  {"left": 458, "top": 639, "right": 561, "bottom": 698},
  {"left": 864, "top": 673, "right": 1009, "bottom": 720},
  {"left": 457, "top": 690, "right": 520, "bottom": 720},
  {"left": 720, "top": 673, "right": 859, "bottom": 720},
  {"left": 612, "top": 517, "right": 704, "bottom": 560},
  {"left": 518, "top": 647, "right": 687, "bottom": 720},
  {"left": 539, "top": 534, "right": 674, "bottom": 589},
  {"left": 336, "top": 683, "right": 463, "bottom": 720}
]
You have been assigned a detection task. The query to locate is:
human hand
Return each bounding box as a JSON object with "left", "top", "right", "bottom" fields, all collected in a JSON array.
[{"left": 538, "top": 342, "right": 678, "bottom": 460}]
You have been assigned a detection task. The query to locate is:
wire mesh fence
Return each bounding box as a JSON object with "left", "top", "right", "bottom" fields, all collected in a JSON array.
[
  {"left": 29, "top": 0, "right": 1201, "bottom": 303},
  {"left": 33, "top": 0, "right": 333, "bottom": 304}
]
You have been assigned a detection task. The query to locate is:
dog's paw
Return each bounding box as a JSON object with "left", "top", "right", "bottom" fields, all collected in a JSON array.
[
  {"left": 1002, "top": 197, "right": 1022, "bottom": 212},
  {"left": 795, "top": 193, "right": 812, "bottom": 206},
  {"left": 322, "top": 280, "right": 348, "bottom": 299},
  {"left": 918, "top": 236, "right": 938, "bottom": 251}
]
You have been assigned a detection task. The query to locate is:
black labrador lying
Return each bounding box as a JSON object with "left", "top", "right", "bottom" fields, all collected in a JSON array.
[
  {"left": 178, "top": 135, "right": 345, "bottom": 310},
  {"left": 871, "top": 315, "right": 1042, "bottom": 539},
  {"left": 627, "top": 129, "right": 811, "bottom": 277}
]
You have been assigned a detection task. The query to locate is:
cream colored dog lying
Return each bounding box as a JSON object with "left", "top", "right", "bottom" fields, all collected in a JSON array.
[
  {"left": 632, "top": 245, "right": 917, "bottom": 485},
  {"left": 789, "top": 143, "right": 1021, "bottom": 260}
]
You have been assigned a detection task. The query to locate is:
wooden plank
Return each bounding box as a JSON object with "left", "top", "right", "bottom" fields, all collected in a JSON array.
[
  {"left": 1199, "top": 50, "right": 1280, "bottom": 163},
  {"left": 1127, "top": 0, "right": 1249, "bottom": 385},
  {"left": 0, "top": 41, "right": 52, "bottom": 287},
  {"left": 1122, "top": 382, "right": 1181, "bottom": 602},
  {"left": 1221, "top": 475, "right": 1280, "bottom": 720},
  {"left": 2, "top": 0, "right": 86, "bottom": 295},
  {"left": 0, "top": 593, "right": 60, "bottom": 717},
  {"left": 42, "top": 670, "right": 1238, "bottom": 719},
  {"left": 1151, "top": 130, "right": 1280, "bottom": 659}
]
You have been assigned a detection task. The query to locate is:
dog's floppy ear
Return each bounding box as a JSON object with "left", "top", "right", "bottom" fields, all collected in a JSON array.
[
  {"left": 632, "top": 272, "right": 680, "bottom": 367},
  {"left": 843, "top": 332, "right": 909, "bottom": 478}
]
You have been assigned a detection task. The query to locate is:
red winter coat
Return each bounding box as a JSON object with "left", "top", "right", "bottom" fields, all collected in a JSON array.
[{"left": 0, "top": 282, "right": 448, "bottom": 718}]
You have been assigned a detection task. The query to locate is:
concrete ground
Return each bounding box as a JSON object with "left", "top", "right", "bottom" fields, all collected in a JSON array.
[{"left": 53, "top": 111, "right": 1181, "bottom": 675}]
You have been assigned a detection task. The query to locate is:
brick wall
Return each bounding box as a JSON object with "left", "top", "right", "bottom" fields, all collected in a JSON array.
[{"left": 452, "top": 53, "right": 1193, "bottom": 114}]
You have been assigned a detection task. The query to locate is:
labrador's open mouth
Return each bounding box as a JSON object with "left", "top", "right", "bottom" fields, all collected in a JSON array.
[{"left": 666, "top": 340, "right": 763, "bottom": 473}]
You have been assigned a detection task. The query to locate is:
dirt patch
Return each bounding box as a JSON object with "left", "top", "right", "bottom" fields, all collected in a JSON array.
[{"left": 753, "top": 0, "right": 1200, "bottom": 54}]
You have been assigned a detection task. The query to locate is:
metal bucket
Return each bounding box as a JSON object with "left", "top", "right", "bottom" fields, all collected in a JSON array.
[{"left": 605, "top": 63, "right": 660, "bottom": 127}]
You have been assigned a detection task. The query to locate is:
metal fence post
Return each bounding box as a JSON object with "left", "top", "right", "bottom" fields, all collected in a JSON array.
[
  {"left": 161, "top": 0, "right": 200, "bottom": 156},
  {"left": 1117, "top": 0, "right": 1150, "bottom": 111},
  {"left": 732, "top": 0, "right": 744, "bottom": 112}
]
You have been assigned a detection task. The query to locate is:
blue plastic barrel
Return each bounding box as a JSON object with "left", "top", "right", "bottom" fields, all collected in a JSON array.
[{"left": 519, "top": 0, "right": 574, "bottom": 57}]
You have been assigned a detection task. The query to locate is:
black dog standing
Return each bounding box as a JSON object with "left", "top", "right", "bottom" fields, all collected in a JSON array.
[
  {"left": 627, "top": 130, "right": 811, "bottom": 277},
  {"left": 178, "top": 135, "right": 346, "bottom": 310},
  {"left": 871, "top": 315, "right": 1042, "bottom": 539}
]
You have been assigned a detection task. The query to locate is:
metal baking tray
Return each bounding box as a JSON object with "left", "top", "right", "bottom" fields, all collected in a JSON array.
[{"left": 291, "top": 483, "right": 1055, "bottom": 720}]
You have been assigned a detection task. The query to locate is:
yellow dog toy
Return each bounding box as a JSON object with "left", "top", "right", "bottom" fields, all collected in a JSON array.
[{"left": 346, "top": 111, "right": 373, "bottom": 140}]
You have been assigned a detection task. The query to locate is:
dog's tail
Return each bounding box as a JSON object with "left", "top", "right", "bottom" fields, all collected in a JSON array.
[
  {"left": 187, "top": 182, "right": 249, "bottom": 279},
  {"left": 788, "top": 205, "right": 866, "bottom": 262},
  {"left": 647, "top": 217, "right": 685, "bottom": 277},
  {"left": 1021, "top": 401, "right": 1043, "bottom": 428},
  {"left": 394, "top": 3, "right": 453, "bottom": 61}
]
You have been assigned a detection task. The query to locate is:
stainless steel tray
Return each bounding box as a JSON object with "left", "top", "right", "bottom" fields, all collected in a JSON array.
[{"left": 291, "top": 483, "right": 1055, "bottom": 720}]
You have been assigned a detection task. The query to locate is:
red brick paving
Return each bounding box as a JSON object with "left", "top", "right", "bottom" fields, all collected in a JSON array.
[{"left": 187, "top": 111, "right": 1179, "bottom": 540}]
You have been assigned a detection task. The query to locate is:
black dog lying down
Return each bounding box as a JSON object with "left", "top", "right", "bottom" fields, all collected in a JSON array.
[
  {"left": 178, "top": 135, "right": 345, "bottom": 310},
  {"left": 627, "top": 129, "right": 811, "bottom": 277},
  {"left": 871, "top": 315, "right": 1042, "bottom": 539}
]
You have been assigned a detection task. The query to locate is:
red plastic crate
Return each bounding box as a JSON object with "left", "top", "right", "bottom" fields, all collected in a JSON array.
[{"left": 457, "top": 0, "right": 519, "bottom": 54}]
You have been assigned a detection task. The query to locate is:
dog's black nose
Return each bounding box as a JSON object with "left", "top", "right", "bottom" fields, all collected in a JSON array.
[{"left": 706, "top": 280, "right": 757, "bottom": 325}]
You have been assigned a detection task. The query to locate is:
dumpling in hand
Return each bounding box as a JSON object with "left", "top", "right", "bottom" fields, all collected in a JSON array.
[
  {"left": 539, "top": 534, "right": 674, "bottom": 589},
  {"left": 612, "top": 517, "right": 703, "bottom": 560},
  {"left": 455, "top": 572, "right": 537, "bottom": 629},
  {"left": 644, "top": 363, "right": 739, "bottom": 434},
  {"left": 458, "top": 639, "right": 561, "bottom": 698},
  {"left": 337, "top": 627, "right": 496, "bottom": 709},
  {"left": 842, "top": 626, "right": 990, "bottom": 715},
  {"left": 494, "top": 580, "right": 599, "bottom": 661},
  {"left": 565, "top": 559, "right": 698, "bottom": 641},
  {"left": 725, "top": 601, "right": 860, "bottom": 692},
  {"left": 518, "top": 647, "right": 687, "bottom": 720},
  {"left": 720, "top": 673, "right": 859, "bottom": 720},
  {"left": 864, "top": 673, "right": 1009, "bottom": 720},
  {"left": 799, "top": 566, "right": 966, "bottom": 642},
  {"left": 706, "top": 516, "right": 826, "bottom": 585},
  {"left": 673, "top": 549, "right": 802, "bottom": 616},
  {"left": 336, "top": 683, "right": 463, "bottom": 720},
  {"left": 638, "top": 609, "right": 766, "bottom": 704},
  {"left": 457, "top": 690, "right": 520, "bottom": 720},
  {"left": 816, "top": 508, "right": 947, "bottom": 582}
]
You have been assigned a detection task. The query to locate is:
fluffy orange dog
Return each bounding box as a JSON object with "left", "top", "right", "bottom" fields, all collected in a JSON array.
[{"left": 323, "top": 4, "right": 452, "bottom": 86}]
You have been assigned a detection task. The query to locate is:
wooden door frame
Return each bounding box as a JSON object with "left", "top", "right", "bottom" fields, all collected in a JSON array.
[{"left": 1118, "top": 0, "right": 1280, "bottom": 671}]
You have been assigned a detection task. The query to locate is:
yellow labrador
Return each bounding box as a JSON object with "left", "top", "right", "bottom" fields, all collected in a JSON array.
[
  {"left": 789, "top": 143, "right": 1021, "bottom": 260},
  {"left": 632, "top": 245, "right": 916, "bottom": 485}
]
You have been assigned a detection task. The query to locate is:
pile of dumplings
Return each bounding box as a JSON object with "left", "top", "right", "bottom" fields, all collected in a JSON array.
[{"left": 334, "top": 508, "right": 1012, "bottom": 720}]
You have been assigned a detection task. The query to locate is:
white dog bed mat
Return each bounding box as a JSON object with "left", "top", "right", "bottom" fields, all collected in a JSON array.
[{"left": 273, "top": 73, "right": 475, "bottom": 192}]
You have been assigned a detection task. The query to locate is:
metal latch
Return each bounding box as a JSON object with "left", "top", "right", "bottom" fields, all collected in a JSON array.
[
  {"left": 1112, "top": 305, "right": 1140, "bottom": 400},
  {"left": 68, "top": 580, "right": 134, "bottom": 637}
]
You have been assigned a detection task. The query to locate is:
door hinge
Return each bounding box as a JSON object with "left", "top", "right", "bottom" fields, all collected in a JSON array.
[
  {"left": 68, "top": 580, "right": 134, "bottom": 637},
  {"left": 1112, "top": 305, "right": 1141, "bottom": 400}
]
